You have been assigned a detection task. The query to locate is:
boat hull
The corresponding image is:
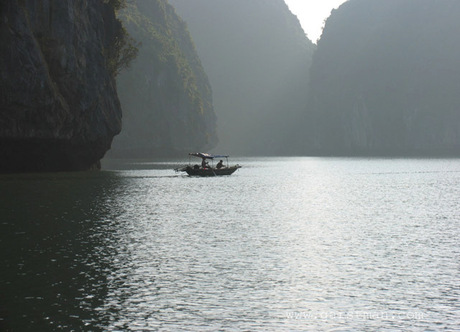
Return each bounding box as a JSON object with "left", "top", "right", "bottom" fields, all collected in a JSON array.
[{"left": 184, "top": 166, "right": 240, "bottom": 176}]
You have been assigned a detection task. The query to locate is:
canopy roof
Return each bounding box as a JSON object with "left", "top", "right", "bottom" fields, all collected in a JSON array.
[{"left": 189, "top": 152, "right": 229, "bottom": 159}]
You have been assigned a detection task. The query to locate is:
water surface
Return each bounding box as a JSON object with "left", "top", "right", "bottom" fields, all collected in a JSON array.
[{"left": 1, "top": 158, "right": 459, "bottom": 330}]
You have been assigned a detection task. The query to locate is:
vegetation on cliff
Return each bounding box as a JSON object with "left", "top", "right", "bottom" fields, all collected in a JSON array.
[
  {"left": 110, "top": 0, "right": 217, "bottom": 157},
  {"left": 104, "top": 0, "right": 139, "bottom": 76}
]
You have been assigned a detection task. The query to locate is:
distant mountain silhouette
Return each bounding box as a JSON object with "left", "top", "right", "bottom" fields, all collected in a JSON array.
[
  {"left": 307, "top": 0, "right": 460, "bottom": 155},
  {"left": 170, "top": 0, "right": 315, "bottom": 155}
]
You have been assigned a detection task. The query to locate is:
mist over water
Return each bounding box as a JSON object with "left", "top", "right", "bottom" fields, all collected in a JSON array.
[{"left": 1, "top": 158, "right": 459, "bottom": 330}]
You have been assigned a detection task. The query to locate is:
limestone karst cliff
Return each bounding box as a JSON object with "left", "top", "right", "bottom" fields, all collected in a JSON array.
[
  {"left": 170, "top": 0, "right": 315, "bottom": 155},
  {"left": 110, "top": 0, "right": 217, "bottom": 157},
  {"left": 0, "top": 0, "right": 123, "bottom": 171},
  {"left": 308, "top": 0, "right": 460, "bottom": 155}
]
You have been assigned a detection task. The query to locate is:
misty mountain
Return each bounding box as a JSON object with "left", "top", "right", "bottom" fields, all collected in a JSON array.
[
  {"left": 0, "top": 0, "right": 122, "bottom": 171},
  {"left": 308, "top": 0, "right": 460, "bottom": 155},
  {"left": 169, "top": 0, "right": 315, "bottom": 155},
  {"left": 110, "top": 0, "right": 217, "bottom": 158}
]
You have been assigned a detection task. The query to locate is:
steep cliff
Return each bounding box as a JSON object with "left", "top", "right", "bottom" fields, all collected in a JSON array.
[
  {"left": 170, "top": 0, "right": 315, "bottom": 155},
  {"left": 0, "top": 0, "right": 123, "bottom": 172},
  {"left": 110, "top": 0, "right": 217, "bottom": 157},
  {"left": 308, "top": 0, "right": 460, "bottom": 155}
]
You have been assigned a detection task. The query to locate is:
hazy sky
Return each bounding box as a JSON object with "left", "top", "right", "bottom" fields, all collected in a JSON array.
[{"left": 284, "top": 0, "right": 348, "bottom": 42}]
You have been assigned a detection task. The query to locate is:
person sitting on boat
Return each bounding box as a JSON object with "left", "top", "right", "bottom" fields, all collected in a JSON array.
[
  {"left": 216, "top": 160, "right": 225, "bottom": 169},
  {"left": 201, "top": 158, "right": 210, "bottom": 169}
]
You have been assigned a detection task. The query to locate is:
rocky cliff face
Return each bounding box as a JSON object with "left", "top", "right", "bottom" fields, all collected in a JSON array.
[
  {"left": 170, "top": 0, "right": 315, "bottom": 155},
  {"left": 308, "top": 0, "right": 460, "bottom": 155},
  {"left": 0, "top": 0, "right": 122, "bottom": 171},
  {"left": 109, "top": 0, "right": 217, "bottom": 157}
]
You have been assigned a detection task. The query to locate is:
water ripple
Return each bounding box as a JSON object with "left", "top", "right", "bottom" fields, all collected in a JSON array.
[{"left": 1, "top": 158, "right": 459, "bottom": 330}]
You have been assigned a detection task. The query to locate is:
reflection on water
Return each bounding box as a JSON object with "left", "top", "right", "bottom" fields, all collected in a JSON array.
[
  {"left": 1, "top": 158, "right": 459, "bottom": 331},
  {"left": 0, "top": 172, "right": 125, "bottom": 330}
]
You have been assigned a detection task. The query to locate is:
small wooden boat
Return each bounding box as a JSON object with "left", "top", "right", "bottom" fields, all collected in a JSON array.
[{"left": 175, "top": 153, "right": 241, "bottom": 177}]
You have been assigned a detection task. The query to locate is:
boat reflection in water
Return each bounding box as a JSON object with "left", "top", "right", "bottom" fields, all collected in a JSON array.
[{"left": 175, "top": 152, "right": 241, "bottom": 176}]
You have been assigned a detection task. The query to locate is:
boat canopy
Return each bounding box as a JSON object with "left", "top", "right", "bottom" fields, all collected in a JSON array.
[{"left": 189, "top": 152, "right": 229, "bottom": 159}]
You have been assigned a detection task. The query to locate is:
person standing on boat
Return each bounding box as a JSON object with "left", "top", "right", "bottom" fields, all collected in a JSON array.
[{"left": 216, "top": 160, "right": 224, "bottom": 169}]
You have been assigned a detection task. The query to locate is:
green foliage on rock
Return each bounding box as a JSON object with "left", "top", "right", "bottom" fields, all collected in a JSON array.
[
  {"left": 104, "top": 0, "right": 128, "bottom": 11},
  {"left": 105, "top": 27, "right": 140, "bottom": 76},
  {"left": 110, "top": 0, "right": 217, "bottom": 157},
  {"left": 103, "top": 0, "right": 139, "bottom": 77}
]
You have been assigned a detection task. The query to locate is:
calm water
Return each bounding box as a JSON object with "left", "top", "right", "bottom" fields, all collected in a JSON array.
[{"left": 1, "top": 157, "right": 459, "bottom": 331}]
